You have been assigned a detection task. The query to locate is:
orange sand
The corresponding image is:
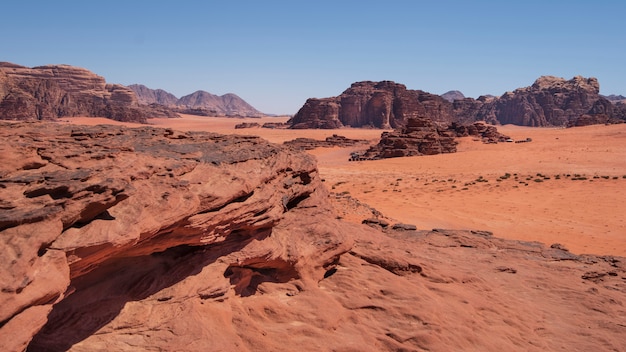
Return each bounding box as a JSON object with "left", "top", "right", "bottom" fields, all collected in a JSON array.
[{"left": 62, "top": 116, "right": 626, "bottom": 256}]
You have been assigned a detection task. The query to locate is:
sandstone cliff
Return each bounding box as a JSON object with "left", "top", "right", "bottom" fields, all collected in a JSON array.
[
  {"left": 128, "top": 84, "right": 265, "bottom": 117},
  {"left": 478, "top": 76, "right": 620, "bottom": 126},
  {"left": 1, "top": 122, "right": 625, "bottom": 351},
  {"left": 289, "top": 81, "right": 455, "bottom": 129},
  {"left": 290, "top": 77, "right": 626, "bottom": 128},
  {"left": 0, "top": 63, "right": 177, "bottom": 123}
]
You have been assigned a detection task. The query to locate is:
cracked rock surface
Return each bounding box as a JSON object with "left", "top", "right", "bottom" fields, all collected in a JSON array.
[{"left": 1, "top": 121, "right": 625, "bottom": 351}]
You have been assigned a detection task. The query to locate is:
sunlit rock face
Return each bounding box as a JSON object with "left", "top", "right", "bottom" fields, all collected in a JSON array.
[
  {"left": 0, "top": 62, "right": 175, "bottom": 122},
  {"left": 1, "top": 121, "right": 625, "bottom": 352}
]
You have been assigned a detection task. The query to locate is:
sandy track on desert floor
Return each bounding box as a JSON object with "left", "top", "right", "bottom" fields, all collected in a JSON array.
[{"left": 62, "top": 116, "right": 626, "bottom": 256}]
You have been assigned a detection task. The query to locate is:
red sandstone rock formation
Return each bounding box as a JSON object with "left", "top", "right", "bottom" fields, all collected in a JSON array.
[
  {"left": 449, "top": 121, "right": 511, "bottom": 143},
  {"left": 283, "top": 134, "right": 369, "bottom": 150},
  {"left": 290, "top": 77, "right": 626, "bottom": 129},
  {"left": 1, "top": 122, "right": 625, "bottom": 351},
  {"left": 360, "top": 116, "right": 458, "bottom": 159},
  {"left": 289, "top": 81, "right": 455, "bottom": 129},
  {"left": 0, "top": 62, "right": 177, "bottom": 122},
  {"left": 478, "top": 76, "right": 616, "bottom": 126}
]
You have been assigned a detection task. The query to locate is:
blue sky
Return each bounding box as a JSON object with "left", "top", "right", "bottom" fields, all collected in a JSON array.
[{"left": 2, "top": 1, "right": 625, "bottom": 114}]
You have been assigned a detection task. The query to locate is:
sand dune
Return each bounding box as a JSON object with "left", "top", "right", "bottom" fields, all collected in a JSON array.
[{"left": 62, "top": 116, "right": 626, "bottom": 256}]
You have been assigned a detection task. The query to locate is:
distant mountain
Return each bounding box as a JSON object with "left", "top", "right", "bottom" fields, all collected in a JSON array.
[
  {"left": 441, "top": 90, "right": 465, "bottom": 102},
  {"left": 128, "top": 84, "right": 178, "bottom": 106},
  {"left": 602, "top": 94, "right": 626, "bottom": 102},
  {"left": 128, "top": 85, "right": 264, "bottom": 117}
]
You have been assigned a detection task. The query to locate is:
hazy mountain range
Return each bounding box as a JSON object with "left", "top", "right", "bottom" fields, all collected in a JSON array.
[{"left": 128, "top": 84, "right": 264, "bottom": 117}]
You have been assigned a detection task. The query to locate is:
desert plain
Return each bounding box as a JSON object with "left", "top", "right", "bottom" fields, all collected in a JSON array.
[{"left": 63, "top": 114, "right": 626, "bottom": 257}]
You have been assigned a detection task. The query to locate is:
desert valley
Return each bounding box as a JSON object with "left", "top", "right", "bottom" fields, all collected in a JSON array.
[{"left": 1, "top": 63, "right": 625, "bottom": 351}]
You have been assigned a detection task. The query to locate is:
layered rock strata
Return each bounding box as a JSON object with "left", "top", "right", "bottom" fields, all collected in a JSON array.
[
  {"left": 283, "top": 134, "right": 369, "bottom": 151},
  {"left": 1, "top": 122, "right": 625, "bottom": 351},
  {"left": 479, "top": 76, "right": 619, "bottom": 126},
  {"left": 289, "top": 81, "right": 454, "bottom": 129},
  {"left": 450, "top": 121, "right": 511, "bottom": 143},
  {"left": 290, "top": 77, "right": 626, "bottom": 128},
  {"left": 0, "top": 121, "right": 348, "bottom": 351},
  {"left": 0, "top": 63, "right": 176, "bottom": 122},
  {"left": 360, "top": 117, "right": 458, "bottom": 159}
]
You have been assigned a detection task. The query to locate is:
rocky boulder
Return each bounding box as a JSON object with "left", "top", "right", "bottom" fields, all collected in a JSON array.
[
  {"left": 0, "top": 62, "right": 176, "bottom": 122},
  {"left": 449, "top": 121, "right": 510, "bottom": 143},
  {"left": 283, "top": 134, "right": 369, "bottom": 150},
  {"left": 361, "top": 116, "right": 458, "bottom": 159}
]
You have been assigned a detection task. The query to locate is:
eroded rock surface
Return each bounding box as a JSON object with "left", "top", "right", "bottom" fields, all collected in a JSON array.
[
  {"left": 289, "top": 81, "right": 455, "bottom": 129},
  {"left": 283, "top": 134, "right": 369, "bottom": 151},
  {"left": 480, "top": 76, "right": 621, "bottom": 126},
  {"left": 360, "top": 116, "right": 458, "bottom": 159},
  {"left": 1, "top": 122, "right": 625, "bottom": 352},
  {"left": 0, "top": 63, "right": 177, "bottom": 123},
  {"left": 290, "top": 77, "right": 626, "bottom": 128}
]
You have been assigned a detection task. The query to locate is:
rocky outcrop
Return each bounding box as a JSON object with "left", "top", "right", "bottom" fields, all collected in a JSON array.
[
  {"left": 449, "top": 121, "right": 511, "bottom": 143},
  {"left": 1, "top": 121, "right": 347, "bottom": 351},
  {"left": 283, "top": 134, "right": 369, "bottom": 151},
  {"left": 0, "top": 62, "right": 176, "bottom": 122},
  {"left": 290, "top": 77, "right": 626, "bottom": 129},
  {"left": 478, "top": 76, "right": 620, "bottom": 126},
  {"left": 360, "top": 116, "right": 458, "bottom": 159},
  {"left": 289, "top": 81, "right": 455, "bottom": 129},
  {"left": 234, "top": 122, "right": 261, "bottom": 129},
  {"left": 1, "top": 121, "right": 626, "bottom": 351}
]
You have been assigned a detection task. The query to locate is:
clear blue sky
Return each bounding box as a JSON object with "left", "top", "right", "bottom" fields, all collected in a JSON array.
[{"left": 2, "top": 1, "right": 625, "bottom": 115}]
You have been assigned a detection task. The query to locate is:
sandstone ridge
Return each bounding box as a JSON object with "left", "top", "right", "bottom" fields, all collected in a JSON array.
[
  {"left": 1, "top": 122, "right": 625, "bottom": 351},
  {"left": 290, "top": 77, "right": 626, "bottom": 128},
  {"left": 0, "top": 63, "right": 177, "bottom": 122},
  {"left": 289, "top": 81, "right": 455, "bottom": 129}
]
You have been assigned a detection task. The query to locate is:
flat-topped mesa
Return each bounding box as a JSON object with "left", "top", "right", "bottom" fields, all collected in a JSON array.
[
  {"left": 289, "top": 81, "right": 455, "bottom": 129},
  {"left": 0, "top": 62, "right": 176, "bottom": 122}
]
